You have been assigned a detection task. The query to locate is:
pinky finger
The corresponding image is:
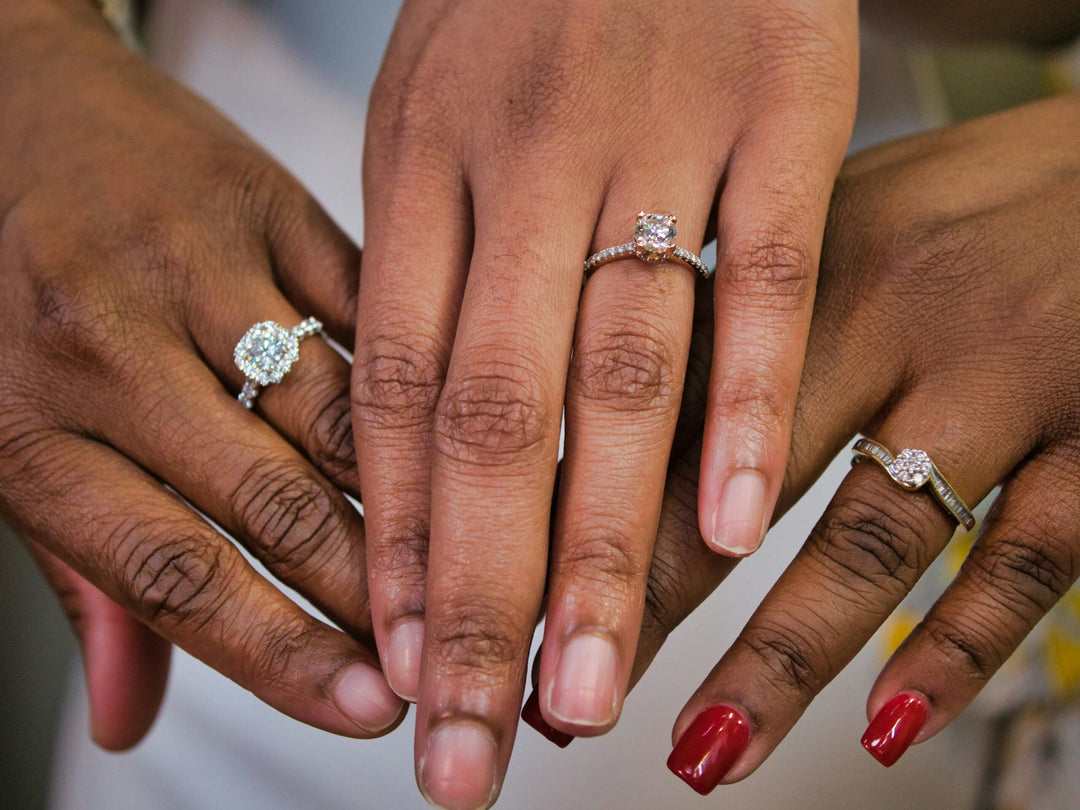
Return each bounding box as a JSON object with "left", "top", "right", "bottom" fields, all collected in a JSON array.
[
  {"left": 28, "top": 542, "right": 171, "bottom": 751},
  {"left": 863, "top": 445, "right": 1080, "bottom": 767}
]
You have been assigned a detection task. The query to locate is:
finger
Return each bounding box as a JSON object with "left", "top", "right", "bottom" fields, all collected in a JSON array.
[
  {"left": 699, "top": 122, "right": 852, "bottom": 557},
  {"left": 352, "top": 128, "right": 472, "bottom": 701},
  {"left": 76, "top": 340, "right": 372, "bottom": 637},
  {"left": 263, "top": 177, "right": 363, "bottom": 349},
  {"left": 5, "top": 432, "right": 405, "bottom": 737},
  {"left": 669, "top": 395, "right": 1021, "bottom": 794},
  {"left": 192, "top": 271, "right": 363, "bottom": 496},
  {"left": 417, "top": 173, "right": 594, "bottom": 809},
  {"left": 28, "top": 540, "right": 171, "bottom": 751},
  {"left": 540, "top": 187, "right": 712, "bottom": 734},
  {"left": 862, "top": 443, "right": 1080, "bottom": 766}
]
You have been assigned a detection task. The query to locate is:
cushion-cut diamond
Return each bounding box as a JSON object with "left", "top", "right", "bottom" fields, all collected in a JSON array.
[
  {"left": 634, "top": 213, "right": 677, "bottom": 262},
  {"left": 234, "top": 321, "right": 301, "bottom": 386},
  {"left": 889, "top": 449, "right": 932, "bottom": 487}
]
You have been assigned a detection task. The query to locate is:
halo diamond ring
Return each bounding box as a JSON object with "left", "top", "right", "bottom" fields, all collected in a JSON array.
[{"left": 234, "top": 317, "right": 323, "bottom": 409}]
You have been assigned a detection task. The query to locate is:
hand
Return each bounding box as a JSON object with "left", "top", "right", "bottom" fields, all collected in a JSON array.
[
  {"left": 661, "top": 94, "right": 1080, "bottom": 792},
  {"left": 353, "top": 2, "right": 857, "bottom": 805},
  {"left": 0, "top": 1, "right": 402, "bottom": 747}
]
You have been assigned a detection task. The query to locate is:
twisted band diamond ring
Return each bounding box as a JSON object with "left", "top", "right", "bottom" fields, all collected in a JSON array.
[{"left": 851, "top": 438, "right": 975, "bottom": 531}]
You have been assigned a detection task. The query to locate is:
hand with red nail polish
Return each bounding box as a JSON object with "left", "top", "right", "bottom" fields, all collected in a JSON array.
[{"left": 645, "top": 89, "right": 1080, "bottom": 792}]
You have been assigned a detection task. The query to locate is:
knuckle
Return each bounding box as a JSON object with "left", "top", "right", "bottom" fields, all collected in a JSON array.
[
  {"left": 710, "top": 372, "right": 788, "bottom": 438},
  {"left": 433, "top": 362, "right": 550, "bottom": 466},
  {"left": 119, "top": 531, "right": 227, "bottom": 628},
  {"left": 734, "top": 617, "right": 825, "bottom": 699},
  {"left": 230, "top": 460, "right": 344, "bottom": 578},
  {"left": 553, "top": 524, "right": 649, "bottom": 590},
  {"left": 375, "top": 517, "right": 430, "bottom": 591},
  {"left": 722, "top": 231, "right": 814, "bottom": 308},
  {"left": 303, "top": 390, "right": 357, "bottom": 482},
  {"left": 642, "top": 545, "right": 703, "bottom": 640},
  {"left": 967, "top": 533, "right": 1076, "bottom": 615},
  {"left": 571, "top": 322, "right": 679, "bottom": 413},
  {"left": 31, "top": 270, "right": 126, "bottom": 370},
  {"left": 806, "top": 495, "right": 925, "bottom": 597},
  {"left": 427, "top": 596, "right": 527, "bottom": 680},
  {"left": 920, "top": 617, "right": 999, "bottom": 680},
  {"left": 245, "top": 620, "right": 325, "bottom": 689},
  {"left": 352, "top": 335, "right": 445, "bottom": 431},
  {"left": 367, "top": 55, "right": 460, "bottom": 163}
]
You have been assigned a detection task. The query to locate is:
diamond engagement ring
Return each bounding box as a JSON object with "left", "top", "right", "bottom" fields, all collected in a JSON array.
[
  {"left": 234, "top": 317, "right": 323, "bottom": 408},
  {"left": 584, "top": 212, "right": 713, "bottom": 280},
  {"left": 851, "top": 438, "right": 975, "bottom": 531}
]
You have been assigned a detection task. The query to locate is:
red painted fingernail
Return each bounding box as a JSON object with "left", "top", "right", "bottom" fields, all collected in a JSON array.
[
  {"left": 521, "top": 690, "right": 574, "bottom": 748},
  {"left": 667, "top": 705, "right": 751, "bottom": 795},
  {"left": 861, "top": 692, "right": 928, "bottom": 767}
]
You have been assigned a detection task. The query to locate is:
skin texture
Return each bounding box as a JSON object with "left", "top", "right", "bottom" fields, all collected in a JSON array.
[
  {"left": 353, "top": 2, "right": 857, "bottom": 805},
  {"left": 0, "top": 0, "right": 404, "bottom": 746},
  {"left": 636, "top": 93, "right": 1080, "bottom": 788}
]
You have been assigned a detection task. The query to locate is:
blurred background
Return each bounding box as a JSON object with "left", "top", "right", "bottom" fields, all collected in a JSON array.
[{"left": 2, "top": 2, "right": 1080, "bottom": 808}]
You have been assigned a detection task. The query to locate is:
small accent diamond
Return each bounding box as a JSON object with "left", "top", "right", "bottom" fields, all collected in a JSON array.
[
  {"left": 234, "top": 321, "right": 301, "bottom": 386},
  {"left": 633, "top": 213, "right": 677, "bottom": 262},
  {"left": 889, "top": 449, "right": 932, "bottom": 487}
]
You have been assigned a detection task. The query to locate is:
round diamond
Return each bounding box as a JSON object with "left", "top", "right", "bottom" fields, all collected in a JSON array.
[
  {"left": 634, "top": 213, "right": 677, "bottom": 262},
  {"left": 889, "top": 449, "right": 932, "bottom": 487},
  {"left": 234, "top": 321, "right": 300, "bottom": 386}
]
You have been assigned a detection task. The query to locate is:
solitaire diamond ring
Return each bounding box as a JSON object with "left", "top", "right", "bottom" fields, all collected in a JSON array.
[
  {"left": 234, "top": 317, "right": 323, "bottom": 409},
  {"left": 584, "top": 213, "right": 713, "bottom": 280},
  {"left": 851, "top": 438, "right": 975, "bottom": 531}
]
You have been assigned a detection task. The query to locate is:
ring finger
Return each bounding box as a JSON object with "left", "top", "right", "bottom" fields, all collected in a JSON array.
[
  {"left": 666, "top": 388, "right": 1026, "bottom": 793},
  {"left": 537, "top": 178, "right": 714, "bottom": 736},
  {"left": 71, "top": 320, "right": 373, "bottom": 636}
]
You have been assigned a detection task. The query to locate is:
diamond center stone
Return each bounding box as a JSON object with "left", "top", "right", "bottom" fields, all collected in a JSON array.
[
  {"left": 634, "top": 213, "right": 677, "bottom": 262},
  {"left": 234, "top": 321, "right": 301, "bottom": 386},
  {"left": 889, "top": 449, "right": 932, "bottom": 487}
]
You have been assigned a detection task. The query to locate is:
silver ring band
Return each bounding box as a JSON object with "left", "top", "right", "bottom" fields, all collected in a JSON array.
[
  {"left": 584, "top": 212, "right": 713, "bottom": 280},
  {"left": 234, "top": 317, "right": 323, "bottom": 409},
  {"left": 851, "top": 438, "right": 975, "bottom": 531}
]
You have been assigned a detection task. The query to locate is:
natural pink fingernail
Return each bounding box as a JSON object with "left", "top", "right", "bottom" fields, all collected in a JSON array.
[
  {"left": 421, "top": 723, "right": 498, "bottom": 810},
  {"left": 332, "top": 663, "right": 403, "bottom": 733},
  {"left": 387, "top": 620, "right": 424, "bottom": 702},
  {"left": 708, "top": 469, "right": 768, "bottom": 556},
  {"left": 548, "top": 633, "right": 618, "bottom": 727}
]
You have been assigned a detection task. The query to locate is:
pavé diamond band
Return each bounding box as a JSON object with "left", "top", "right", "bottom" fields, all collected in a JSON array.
[
  {"left": 851, "top": 438, "right": 975, "bottom": 531},
  {"left": 234, "top": 317, "right": 323, "bottom": 409},
  {"left": 584, "top": 212, "right": 713, "bottom": 280}
]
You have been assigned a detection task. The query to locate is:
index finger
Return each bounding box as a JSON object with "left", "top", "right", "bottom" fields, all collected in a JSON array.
[{"left": 415, "top": 175, "right": 591, "bottom": 810}]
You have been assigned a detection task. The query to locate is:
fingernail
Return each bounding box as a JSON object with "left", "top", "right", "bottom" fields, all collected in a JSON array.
[
  {"left": 667, "top": 705, "right": 751, "bottom": 795},
  {"left": 521, "top": 690, "right": 574, "bottom": 748},
  {"left": 861, "top": 692, "right": 928, "bottom": 767},
  {"left": 708, "top": 469, "right": 768, "bottom": 556},
  {"left": 548, "top": 633, "right": 619, "bottom": 727},
  {"left": 332, "top": 663, "right": 403, "bottom": 733},
  {"left": 420, "top": 722, "right": 498, "bottom": 810},
  {"left": 387, "top": 620, "right": 424, "bottom": 702}
]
